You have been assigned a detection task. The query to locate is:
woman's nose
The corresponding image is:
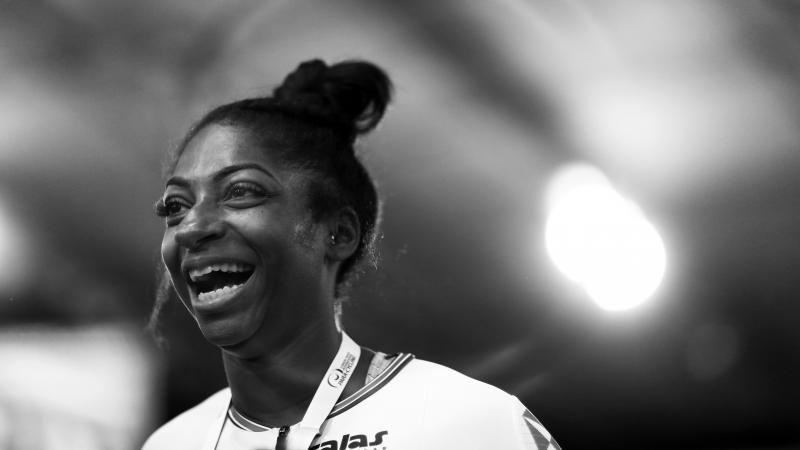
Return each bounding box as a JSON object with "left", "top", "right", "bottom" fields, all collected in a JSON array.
[{"left": 174, "top": 202, "right": 225, "bottom": 249}]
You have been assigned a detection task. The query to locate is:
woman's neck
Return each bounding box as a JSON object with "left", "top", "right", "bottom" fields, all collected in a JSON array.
[{"left": 221, "top": 318, "right": 342, "bottom": 427}]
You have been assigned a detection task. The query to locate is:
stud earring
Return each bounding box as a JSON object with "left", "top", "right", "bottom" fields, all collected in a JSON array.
[{"left": 330, "top": 234, "right": 336, "bottom": 244}]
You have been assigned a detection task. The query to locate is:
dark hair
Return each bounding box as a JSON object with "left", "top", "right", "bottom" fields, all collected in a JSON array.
[{"left": 169, "top": 58, "right": 391, "bottom": 283}]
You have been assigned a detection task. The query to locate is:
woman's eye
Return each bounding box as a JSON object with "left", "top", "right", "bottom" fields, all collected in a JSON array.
[
  {"left": 155, "top": 197, "right": 190, "bottom": 219},
  {"left": 165, "top": 200, "right": 186, "bottom": 215},
  {"left": 225, "top": 182, "right": 266, "bottom": 202}
]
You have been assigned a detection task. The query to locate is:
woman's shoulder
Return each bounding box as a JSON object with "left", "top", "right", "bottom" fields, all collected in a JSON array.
[
  {"left": 335, "top": 355, "right": 560, "bottom": 449},
  {"left": 141, "top": 387, "right": 230, "bottom": 450},
  {"left": 402, "top": 357, "right": 517, "bottom": 404},
  {"left": 401, "top": 358, "right": 561, "bottom": 449},
  {"left": 366, "top": 355, "right": 527, "bottom": 422}
]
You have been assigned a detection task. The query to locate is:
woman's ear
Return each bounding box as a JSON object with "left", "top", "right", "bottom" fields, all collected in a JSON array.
[{"left": 326, "top": 207, "right": 361, "bottom": 263}]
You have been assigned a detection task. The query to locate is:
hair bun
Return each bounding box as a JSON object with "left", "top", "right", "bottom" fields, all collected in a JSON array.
[
  {"left": 273, "top": 59, "right": 392, "bottom": 136},
  {"left": 273, "top": 59, "right": 328, "bottom": 103}
]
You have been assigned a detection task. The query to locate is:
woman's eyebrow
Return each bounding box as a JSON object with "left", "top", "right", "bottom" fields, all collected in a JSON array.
[
  {"left": 165, "top": 176, "right": 189, "bottom": 188},
  {"left": 165, "top": 163, "right": 279, "bottom": 188},
  {"left": 212, "top": 163, "right": 278, "bottom": 183}
]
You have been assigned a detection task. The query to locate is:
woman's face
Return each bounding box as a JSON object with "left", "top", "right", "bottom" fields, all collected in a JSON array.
[{"left": 159, "top": 124, "right": 331, "bottom": 348}]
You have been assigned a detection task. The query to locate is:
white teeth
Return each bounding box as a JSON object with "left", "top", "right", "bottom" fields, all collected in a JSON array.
[
  {"left": 188, "top": 263, "right": 251, "bottom": 282},
  {"left": 197, "top": 282, "right": 245, "bottom": 303}
]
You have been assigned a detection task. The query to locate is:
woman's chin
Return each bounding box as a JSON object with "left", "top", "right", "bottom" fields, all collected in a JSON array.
[{"left": 197, "top": 317, "right": 257, "bottom": 349}]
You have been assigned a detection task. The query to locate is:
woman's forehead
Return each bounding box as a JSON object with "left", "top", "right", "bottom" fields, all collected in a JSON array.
[{"left": 172, "top": 124, "right": 281, "bottom": 179}]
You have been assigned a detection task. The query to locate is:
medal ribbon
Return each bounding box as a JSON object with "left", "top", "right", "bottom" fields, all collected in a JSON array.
[{"left": 281, "top": 332, "right": 360, "bottom": 450}]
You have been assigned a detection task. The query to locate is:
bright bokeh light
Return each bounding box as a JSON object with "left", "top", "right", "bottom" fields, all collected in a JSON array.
[{"left": 545, "top": 163, "right": 666, "bottom": 311}]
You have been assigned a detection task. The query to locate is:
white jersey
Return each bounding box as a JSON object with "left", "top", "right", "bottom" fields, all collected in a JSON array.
[{"left": 143, "top": 354, "right": 561, "bottom": 450}]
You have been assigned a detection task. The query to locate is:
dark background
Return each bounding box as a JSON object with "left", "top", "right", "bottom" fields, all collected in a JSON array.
[{"left": 1, "top": 0, "right": 798, "bottom": 448}]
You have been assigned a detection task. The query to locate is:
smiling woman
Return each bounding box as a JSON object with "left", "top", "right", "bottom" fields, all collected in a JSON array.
[{"left": 143, "top": 59, "right": 560, "bottom": 450}]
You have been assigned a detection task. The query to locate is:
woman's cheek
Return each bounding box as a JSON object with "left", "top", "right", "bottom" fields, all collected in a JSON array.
[{"left": 160, "top": 233, "right": 190, "bottom": 307}]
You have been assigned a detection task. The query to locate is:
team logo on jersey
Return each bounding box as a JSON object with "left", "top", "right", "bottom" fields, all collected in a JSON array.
[
  {"left": 327, "top": 352, "right": 357, "bottom": 387},
  {"left": 309, "top": 430, "right": 388, "bottom": 450}
]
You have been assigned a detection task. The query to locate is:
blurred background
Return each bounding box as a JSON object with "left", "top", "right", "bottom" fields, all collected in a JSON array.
[{"left": 1, "top": 0, "right": 799, "bottom": 448}]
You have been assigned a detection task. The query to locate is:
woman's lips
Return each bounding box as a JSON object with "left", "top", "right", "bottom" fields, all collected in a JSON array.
[
  {"left": 190, "top": 273, "right": 253, "bottom": 312},
  {"left": 184, "top": 262, "right": 256, "bottom": 311}
]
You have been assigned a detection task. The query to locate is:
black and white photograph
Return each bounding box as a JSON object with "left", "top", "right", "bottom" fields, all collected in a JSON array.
[{"left": 0, "top": 1, "right": 798, "bottom": 449}]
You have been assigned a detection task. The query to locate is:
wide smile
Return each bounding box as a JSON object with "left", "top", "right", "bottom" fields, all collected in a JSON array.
[{"left": 185, "top": 262, "right": 255, "bottom": 306}]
